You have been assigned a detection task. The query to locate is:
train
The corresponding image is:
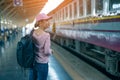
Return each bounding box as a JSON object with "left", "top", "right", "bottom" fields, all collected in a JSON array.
[{"left": 47, "top": 0, "right": 120, "bottom": 77}]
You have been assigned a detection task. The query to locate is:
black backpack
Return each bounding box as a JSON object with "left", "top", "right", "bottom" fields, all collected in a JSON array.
[{"left": 16, "top": 30, "right": 35, "bottom": 68}]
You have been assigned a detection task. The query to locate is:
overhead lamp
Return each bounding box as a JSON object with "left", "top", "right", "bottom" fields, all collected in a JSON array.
[{"left": 13, "top": 0, "right": 23, "bottom": 6}]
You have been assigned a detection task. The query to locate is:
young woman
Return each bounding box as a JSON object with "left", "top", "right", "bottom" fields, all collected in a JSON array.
[{"left": 29, "top": 13, "right": 52, "bottom": 80}]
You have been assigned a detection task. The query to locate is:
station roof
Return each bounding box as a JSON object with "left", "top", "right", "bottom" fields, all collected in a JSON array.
[{"left": 0, "top": 0, "right": 48, "bottom": 26}]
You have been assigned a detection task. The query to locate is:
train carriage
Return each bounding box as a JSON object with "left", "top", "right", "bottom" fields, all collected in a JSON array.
[{"left": 48, "top": 0, "right": 120, "bottom": 77}]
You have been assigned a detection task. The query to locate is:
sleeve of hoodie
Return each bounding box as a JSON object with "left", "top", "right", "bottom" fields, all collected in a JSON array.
[{"left": 44, "top": 33, "right": 52, "bottom": 56}]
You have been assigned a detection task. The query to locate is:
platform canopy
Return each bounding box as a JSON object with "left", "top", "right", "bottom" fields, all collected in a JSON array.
[{"left": 0, "top": 0, "right": 48, "bottom": 26}]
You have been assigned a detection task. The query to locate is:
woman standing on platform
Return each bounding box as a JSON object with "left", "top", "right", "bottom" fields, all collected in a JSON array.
[{"left": 29, "top": 13, "right": 52, "bottom": 80}]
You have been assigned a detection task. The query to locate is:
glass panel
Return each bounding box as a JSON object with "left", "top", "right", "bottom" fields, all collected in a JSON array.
[
  {"left": 96, "top": 0, "right": 103, "bottom": 13},
  {"left": 86, "top": 0, "right": 91, "bottom": 15},
  {"left": 109, "top": 0, "right": 120, "bottom": 11}
]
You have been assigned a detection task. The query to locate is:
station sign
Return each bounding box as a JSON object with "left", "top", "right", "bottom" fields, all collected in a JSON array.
[{"left": 13, "top": 0, "right": 23, "bottom": 6}]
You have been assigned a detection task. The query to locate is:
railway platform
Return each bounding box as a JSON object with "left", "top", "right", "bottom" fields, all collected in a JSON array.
[{"left": 0, "top": 33, "right": 111, "bottom": 80}]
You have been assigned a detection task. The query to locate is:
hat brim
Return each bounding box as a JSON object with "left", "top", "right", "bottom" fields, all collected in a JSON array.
[
  {"left": 44, "top": 16, "right": 52, "bottom": 20},
  {"left": 37, "top": 16, "right": 52, "bottom": 22},
  {"left": 36, "top": 13, "right": 52, "bottom": 22}
]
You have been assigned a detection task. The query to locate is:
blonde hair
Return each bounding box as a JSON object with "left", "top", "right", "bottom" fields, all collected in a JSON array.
[{"left": 34, "top": 21, "right": 39, "bottom": 28}]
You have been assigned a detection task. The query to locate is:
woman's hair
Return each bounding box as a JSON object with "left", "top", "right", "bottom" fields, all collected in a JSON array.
[{"left": 34, "top": 21, "right": 39, "bottom": 28}]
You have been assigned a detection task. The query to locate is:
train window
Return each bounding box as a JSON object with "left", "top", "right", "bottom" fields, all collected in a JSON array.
[
  {"left": 55, "top": 14, "right": 57, "bottom": 21},
  {"left": 86, "top": 0, "right": 91, "bottom": 15},
  {"left": 58, "top": 11, "right": 60, "bottom": 21},
  {"left": 96, "top": 0, "right": 103, "bottom": 13},
  {"left": 62, "top": 9, "right": 64, "bottom": 20},
  {"left": 79, "top": 0, "right": 83, "bottom": 16},
  {"left": 109, "top": 0, "right": 120, "bottom": 11},
  {"left": 59, "top": 11, "right": 61, "bottom": 21},
  {"left": 56, "top": 13, "right": 58, "bottom": 21},
  {"left": 65, "top": 7, "right": 68, "bottom": 20},
  {"left": 55, "top": 13, "right": 57, "bottom": 21},
  {"left": 55, "top": 13, "right": 58, "bottom": 21},
  {"left": 60, "top": 10, "right": 62, "bottom": 21},
  {"left": 69, "top": 4, "right": 72, "bottom": 18},
  {"left": 58, "top": 12, "right": 60, "bottom": 21},
  {"left": 74, "top": 2, "right": 77, "bottom": 18}
]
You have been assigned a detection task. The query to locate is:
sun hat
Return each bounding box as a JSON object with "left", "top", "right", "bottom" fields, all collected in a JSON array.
[{"left": 36, "top": 13, "right": 52, "bottom": 22}]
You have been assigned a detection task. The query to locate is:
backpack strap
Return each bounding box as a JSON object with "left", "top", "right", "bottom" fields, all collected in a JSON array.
[{"left": 30, "top": 29, "right": 34, "bottom": 36}]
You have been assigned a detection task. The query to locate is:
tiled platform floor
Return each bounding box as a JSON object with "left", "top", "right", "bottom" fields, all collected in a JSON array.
[{"left": 0, "top": 34, "right": 72, "bottom": 80}]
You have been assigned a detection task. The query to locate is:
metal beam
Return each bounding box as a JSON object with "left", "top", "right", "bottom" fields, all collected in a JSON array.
[
  {"left": 23, "top": 0, "right": 48, "bottom": 4},
  {"left": 0, "top": 3, "right": 12, "bottom": 15},
  {"left": 0, "top": 0, "right": 4, "bottom": 5},
  {"left": 23, "top": 3, "right": 45, "bottom": 8},
  {"left": 5, "top": 8, "right": 15, "bottom": 17},
  {"left": 25, "top": 6, "right": 42, "bottom": 10},
  {"left": 8, "top": 11, "right": 17, "bottom": 19}
]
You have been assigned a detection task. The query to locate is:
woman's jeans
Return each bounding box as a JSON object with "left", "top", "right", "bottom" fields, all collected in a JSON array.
[{"left": 29, "top": 63, "right": 48, "bottom": 80}]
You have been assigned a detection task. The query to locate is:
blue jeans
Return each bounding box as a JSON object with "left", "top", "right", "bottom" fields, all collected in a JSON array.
[{"left": 29, "top": 63, "right": 48, "bottom": 80}]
